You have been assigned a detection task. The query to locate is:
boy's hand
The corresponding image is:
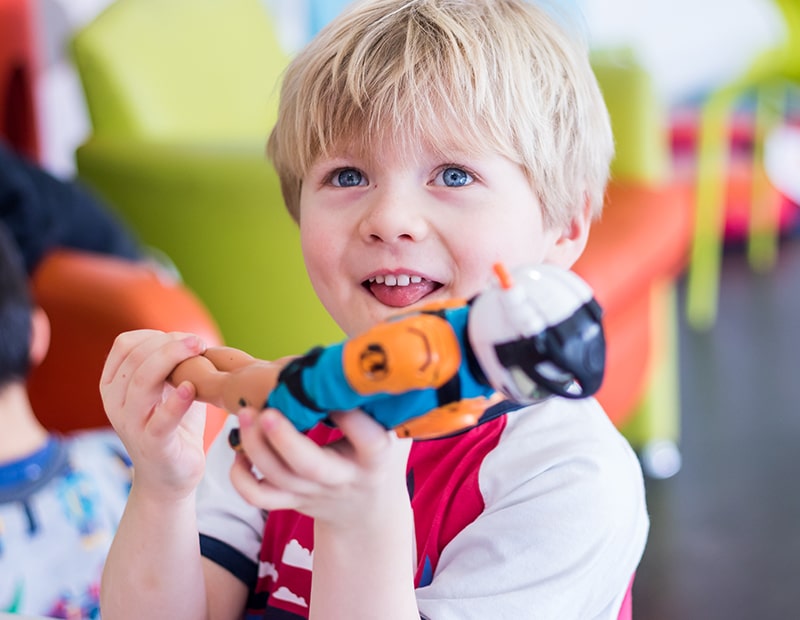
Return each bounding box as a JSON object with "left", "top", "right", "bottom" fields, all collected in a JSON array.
[
  {"left": 100, "top": 329, "right": 209, "bottom": 500},
  {"left": 230, "top": 407, "right": 412, "bottom": 528}
]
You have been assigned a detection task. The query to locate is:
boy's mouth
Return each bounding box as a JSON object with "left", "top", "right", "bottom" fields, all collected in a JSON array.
[{"left": 363, "top": 273, "right": 442, "bottom": 308}]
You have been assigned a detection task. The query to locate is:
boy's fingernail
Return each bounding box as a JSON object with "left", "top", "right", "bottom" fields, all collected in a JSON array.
[
  {"left": 176, "top": 381, "right": 195, "bottom": 400},
  {"left": 182, "top": 334, "right": 205, "bottom": 352},
  {"left": 260, "top": 409, "right": 279, "bottom": 431},
  {"left": 238, "top": 408, "right": 253, "bottom": 429}
]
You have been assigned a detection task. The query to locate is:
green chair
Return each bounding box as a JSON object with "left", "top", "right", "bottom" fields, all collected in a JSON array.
[
  {"left": 590, "top": 47, "right": 669, "bottom": 185},
  {"left": 71, "top": 0, "right": 343, "bottom": 360},
  {"left": 686, "top": 0, "right": 800, "bottom": 330}
]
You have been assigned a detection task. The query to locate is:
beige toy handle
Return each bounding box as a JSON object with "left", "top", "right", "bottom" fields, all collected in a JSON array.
[{"left": 169, "top": 346, "right": 291, "bottom": 413}]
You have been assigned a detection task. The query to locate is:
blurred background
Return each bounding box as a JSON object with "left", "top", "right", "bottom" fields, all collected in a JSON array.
[
  {"left": 25, "top": 0, "right": 788, "bottom": 179},
  {"left": 4, "top": 0, "right": 800, "bottom": 617}
]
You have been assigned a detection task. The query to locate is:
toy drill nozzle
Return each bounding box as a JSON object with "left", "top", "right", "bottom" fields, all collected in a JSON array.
[{"left": 492, "top": 262, "right": 514, "bottom": 290}]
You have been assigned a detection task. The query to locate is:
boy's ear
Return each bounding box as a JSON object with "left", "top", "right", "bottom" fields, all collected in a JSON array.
[
  {"left": 29, "top": 307, "right": 51, "bottom": 369},
  {"left": 544, "top": 197, "right": 593, "bottom": 269}
]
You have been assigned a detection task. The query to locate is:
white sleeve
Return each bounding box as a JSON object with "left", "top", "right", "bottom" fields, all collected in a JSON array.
[
  {"left": 196, "top": 416, "right": 265, "bottom": 565},
  {"left": 415, "top": 398, "right": 649, "bottom": 620}
]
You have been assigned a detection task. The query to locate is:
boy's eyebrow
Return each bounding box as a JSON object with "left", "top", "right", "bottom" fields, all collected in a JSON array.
[{"left": 306, "top": 154, "right": 364, "bottom": 171}]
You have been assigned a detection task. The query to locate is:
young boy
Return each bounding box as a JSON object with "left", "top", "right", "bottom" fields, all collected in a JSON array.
[
  {"left": 99, "top": 1, "right": 649, "bottom": 618},
  {"left": 0, "top": 223, "right": 133, "bottom": 618}
]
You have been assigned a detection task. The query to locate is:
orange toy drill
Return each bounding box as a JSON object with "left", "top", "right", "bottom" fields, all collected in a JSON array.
[{"left": 170, "top": 264, "right": 605, "bottom": 439}]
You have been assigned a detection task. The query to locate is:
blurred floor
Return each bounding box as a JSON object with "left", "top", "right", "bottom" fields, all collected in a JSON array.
[{"left": 633, "top": 233, "right": 800, "bottom": 619}]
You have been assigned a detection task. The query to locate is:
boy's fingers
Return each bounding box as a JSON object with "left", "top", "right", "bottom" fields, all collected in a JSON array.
[
  {"left": 236, "top": 409, "right": 306, "bottom": 482},
  {"left": 145, "top": 380, "right": 200, "bottom": 439},
  {"left": 229, "top": 451, "right": 303, "bottom": 511},
  {"left": 328, "top": 409, "right": 393, "bottom": 463},
  {"left": 99, "top": 329, "right": 163, "bottom": 386},
  {"left": 102, "top": 330, "right": 202, "bottom": 395},
  {"left": 247, "top": 409, "right": 357, "bottom": 486},
  {"left": 116, "top": 333, "right": 205, "bottom": 406}
]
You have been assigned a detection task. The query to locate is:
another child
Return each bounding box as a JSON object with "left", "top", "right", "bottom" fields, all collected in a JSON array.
[
  {"left": 0, "top": 140, "right": 142, "bottom": 274},
  {"left": 99, "top": 1, "right": 649, "bottom": 618},
  {"left": 0, "top": 223, "right": 133, "bottom": 618}
]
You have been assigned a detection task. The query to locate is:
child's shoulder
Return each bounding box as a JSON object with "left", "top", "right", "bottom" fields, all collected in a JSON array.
[
  {"left": 409, "top": 396, "right": 644, "bottom": 510},
  {"left": 481, "top": 397, "right": 646, "bottom": 515},
  {"left": 500, "top": 396, "right": 636, "bottom": 459},
  {"left": 415, "top": 398, "right": 649, "bottom": 617}
]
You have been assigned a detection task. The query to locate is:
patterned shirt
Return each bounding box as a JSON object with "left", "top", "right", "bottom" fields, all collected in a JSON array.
[{"left": 0, "top": 431, "right": 132, "bottom": 618}]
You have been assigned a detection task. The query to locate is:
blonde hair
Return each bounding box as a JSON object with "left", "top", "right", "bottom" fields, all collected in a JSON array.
[{"left": 267, "top": 0, "right": 613, "bottom": 229}]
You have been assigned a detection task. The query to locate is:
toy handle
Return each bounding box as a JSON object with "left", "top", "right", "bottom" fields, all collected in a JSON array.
[{"left": 168, "top": 346, "right": 291, "bottom": 413}]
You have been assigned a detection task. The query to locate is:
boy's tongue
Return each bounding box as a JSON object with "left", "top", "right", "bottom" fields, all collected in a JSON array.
[{"left": 369, "top": 280, "right": 438, "bottom": 308}]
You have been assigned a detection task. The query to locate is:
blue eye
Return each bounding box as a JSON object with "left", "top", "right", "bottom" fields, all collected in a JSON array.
[
  {"left": 440, "top": 167, "right": 472, "bottom": 187},
  {"left": 332, "top": 168, "right": 365, "bottom": 187}
]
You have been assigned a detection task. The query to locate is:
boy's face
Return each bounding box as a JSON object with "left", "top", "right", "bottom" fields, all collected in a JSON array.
[{"left": 298, "top": 143, "right": 585, "bottom": 336}]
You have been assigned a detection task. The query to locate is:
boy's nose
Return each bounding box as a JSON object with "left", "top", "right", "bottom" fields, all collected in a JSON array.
[{"left": 358, "top": 189, "right": 429, "bottom": 243}]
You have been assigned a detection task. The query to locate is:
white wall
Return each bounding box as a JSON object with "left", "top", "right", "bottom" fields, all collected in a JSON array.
[
  {"left": 34, "top": 0, "right": 116, "bottom": 177},
  {"left": 582, "top": 0, "right": 783, "bottom": 104}
]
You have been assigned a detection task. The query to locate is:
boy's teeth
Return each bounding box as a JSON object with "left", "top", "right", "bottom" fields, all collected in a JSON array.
[{"left": 370, "top": 274, "right": 422, "bottom": 287}]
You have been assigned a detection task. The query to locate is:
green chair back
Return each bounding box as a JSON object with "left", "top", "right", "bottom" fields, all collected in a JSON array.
[
  {"left": 72, "top": 0, "right": 286, "bottom": 141},
  {"left": 590, "top": 47, "right": 669, "bottom": 184},
  {"left": 72, "top": 0, "right": 344, "bottom": 360}
]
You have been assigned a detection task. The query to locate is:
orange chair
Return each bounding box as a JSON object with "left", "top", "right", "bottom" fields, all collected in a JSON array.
[
  {"left": 576, "top": 49, "right": 695, "bottom": 478},
  {"left": 574, "top": 181, "right": 692, "bottom": 427},
  {"left": 27, "top": 249, "right": 228, "bottom": 449},
  {"left": 0, "top": 0, "right": 40, "bottom": 160}
]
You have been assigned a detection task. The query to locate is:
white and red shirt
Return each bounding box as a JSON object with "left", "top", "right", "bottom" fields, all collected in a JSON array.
[{"left": 197, "top": 397, "right": 648, "bottom": 619}]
